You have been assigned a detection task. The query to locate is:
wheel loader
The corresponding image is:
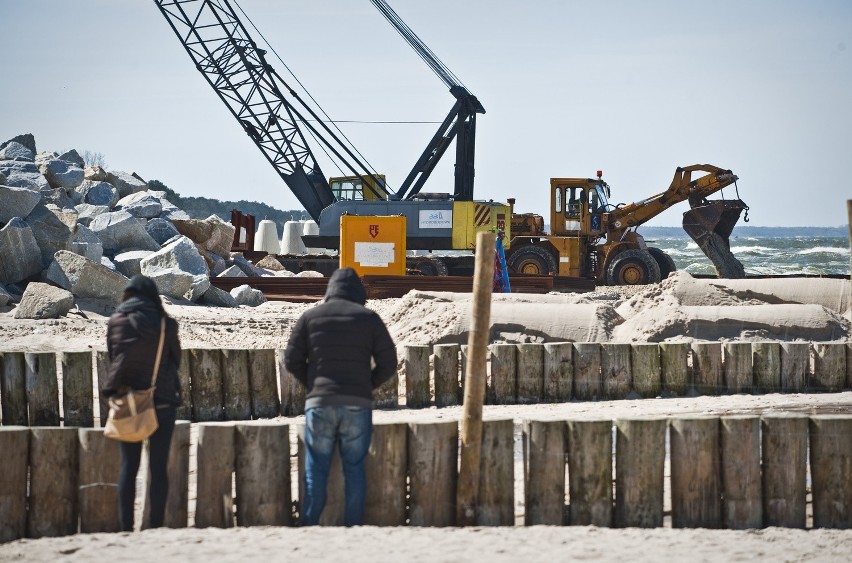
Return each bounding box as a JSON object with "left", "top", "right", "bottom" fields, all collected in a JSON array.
[{"left": 506, "top": 164, "right": 749, "bottom": 285}]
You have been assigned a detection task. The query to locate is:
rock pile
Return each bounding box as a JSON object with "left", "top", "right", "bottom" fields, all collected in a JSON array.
[{"left": 0, "top": 133, "right": 291, "bottom": 318}]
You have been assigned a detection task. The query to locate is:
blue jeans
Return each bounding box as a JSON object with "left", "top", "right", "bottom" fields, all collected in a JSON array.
[{"left": 303, "top": 405, "right": 372, "bottom": 526}]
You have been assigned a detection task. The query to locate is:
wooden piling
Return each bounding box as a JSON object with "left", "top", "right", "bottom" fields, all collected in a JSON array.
[
  {"left": 78, "top": 428, "right": 120, "bottom": 533},
  {"left": 632, "top": 343, "right": 661, "bottom": 398},
  {"left": 60, "top": 352, "right": 94, "bottom": 427},
  {"left": 248, "top": 349, "right": 280, "bottom": 419},
  {"left": 221, "top": 349, "right": 251, "bottom": 420},
  {"left": 94, "top": 350, "right": 111, "bottom": 426},
  {"left": 296, "top": 424, "right": 344, "bottom": 526},
  {"left": 25, "top": 353, "right": 59, "bottom": 426},
  {"left": 780, "top": 342, "right": 808, "bottom": 392},
  {"left": 670, "top": 417, "right": 721, "bottom": 528},
  {"left": 476, "top": 419, "right": 514, "bottom": 525},
  {"left": 516, "top": 344, "right": 544, "bottom": 404},
  {"left": 847, "top": 342, "right": 852, "bottom": 390},
  {"left": 0, "top": 427, "right": 28, "bottom": 542},
  {"left": 175, "top": 349, "right": 191, "bottom": 421},
  {"left": 809, "top": 415, "right": 852, "bottom": 529},
  {"left": 489, "top": 344, "right": 516, "bottom": 405},
  {"left": 812, "top": 342, "right": 846, "bottom": 392},
  {"left": 235, "top": 423, "right": 291, "bottom": 526},
  {"left": 601, "top": 343, "right": 631, "bottom": 400},
  {"left": 1, "top": 352, "right": 27, "bottom": 426},
  {"left": 524, "top": 420, "right": 566, "bottom": 526},
  {"left": 373, "top": 369, "right": 399, "bottom": 409},
  {"left": 659, "top": 342, "right": 689, "bottom": 396},
  {"left": 573, "top": 343, "right": 601, "bottom": 401},
  {"left": 195, "top": 422, "right": 235, "bottom": 528},
  {"left": 615, "top": 418, "right": 666, "bottom": 528},
  {"left": 458, "top": 345, "right": 468, "bottom": 404},
  {"left": 567, "top": 419, "right": 613, "bottom": 527},
  {"left": 723, "top": 342, "right": 753, "bottom": 394},
  {"left": 190, "top": 349, "right": 224, "bottom": 422},
  {"left": 433, "top": 344, "right": 460, "bottom": 407},
  {"left": 720, "top": 416, "right": 762, "bottom": 529},
  {"left": 364, "top": 423, "right": 408, "bottom": 526},
  {"left": 404, "top": 345, "right": 431, "bottom": 408},
  {"left": 752, "top": 342, "right": 781, "bottom": 394},
  {"left": 409, "top": 421, "right": 458, "bottom": 526},
  {"left": 278, "top": 351, "right": 305, "bottom": 416},
  {"left": 543, "top": 342, "right": 572, "bottom": 402},
  {"left": 691, "top": 342, "right": 722, "bottom": 395},
  {"left": 762, "top": 414, "right": 808, "bottom": 528},
  {"left": 28, "top": 427, "right": 78, "bottom": 537},
  {"left": 144, "top": 420, "right": 192, "bottom": 529}
]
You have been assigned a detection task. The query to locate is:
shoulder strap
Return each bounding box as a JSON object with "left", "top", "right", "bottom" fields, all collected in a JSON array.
[{"left": 150, "top": 316, "right": 167, "bottom": 388}]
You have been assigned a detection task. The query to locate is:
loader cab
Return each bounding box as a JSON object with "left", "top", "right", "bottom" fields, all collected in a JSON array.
[
  {"left": 550, "top": 178, "right": 611, "bottom": 236},
  {"left": 329, "top": 174, "right": 389, "bottom": 201}
]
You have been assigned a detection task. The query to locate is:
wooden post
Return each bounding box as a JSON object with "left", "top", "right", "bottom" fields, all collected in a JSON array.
[
  {"left": 723, "top": 342, "right": 753, "bottom": 394},
  {"left": 659, "top": 342, "right": 689, "bottom": 396},
  {"left": 458, "top": 345, "right": 469, "bottom": 403},
  {"left": 456, "top": 231, "right": 496, "bottom": 526},
  {"left": 248, "top": 349, "right": 280, "bottom": 419},
  {"left": 670, "top": 417, "right": 721, "bottom": 528},
  {"left": 364, "top": 423, "right": 408, "bottom": 526},
  {"left": 296, "top": 424, "right": 344, "bottom": 526},
  {"left": 780, "top": 342, "right": 808, "bottom": 392},
  {"left": 278, "top": 350, "right": 306, "bottom": 416},
  {"left": 94, "top": 350, "right": 111, "bottom": 427},
  {"left": 812, "top": 342, "right": 846, "bottom": 392},
  {"left": 235, "top": 423, "right": 291, "bottom": 526},
  {"left": 489, "top": 344, "right": 516, "bottom": 404},
  {"left": 175, "top": 349, "right": 191, "bottom": 421},
  {"left": 404, "top": 345, "right": 431, "bottom": 408},
  {"left": 144, "top": 420, "right": 192, "bottom": 529},
  {"left": 28, "top": 427, "right": 78, "bottom": 537},
  {"left": 60, "top": 352, "right": 94, "bottom": 427},
  {"left": 720, "top": 416, "right": 762, "bottom": 529},
  {"left": 25, "top": 353, "right": 59, "bottom": 426},
  {"left": 543, "top": 342, "right": 572, "bottom": 402},
  {"left": 847, "top": 342, "right": 852, "bottom": 390},
  {"left": 809, "top": 415, "right": 852, "bottom": 528},
  {"left": 524, "top": 420, "right": 565, "bottom": 525},
  {"left": 0, "top": 426, "right": 28, "bottom": 542},
  {"left": 221, "top": 349, "right": 251, "bottom": 420},
  {"left": 615, "top": 418, "right": 666, "bottom": 528},
  {"left": 476, "top": 419, "right": 514, "bottom": 525},
  {"left": 601, "top": 343, "right": 631, "bottom": 400},
  {"left": 516, "top": 344, "right": 543, "bottom": 404},
  {"left": 409, "top": 421, "right": 458, "bottom": 527},
  {"left": 373, "top": 368, "right": 399, "bottom": 409},
  {"left": 1, "top": 352, "right": 27, "bottom": 426},
  {"left": 567, "top": 419, "right": 613, "bottom": 527},
  {"left": 691, "top": 342, "right": 722, "bottom": 395},
  {"left": 631, "top": 343, "right": 661, "bottom": 398},
  {"left": 573, "top": 343, "right": 601, "bottom": 401},
  {"left": 762, "top": 414, "right": 808, "bottom": 528},
  {"left": 433, "top": 344, "right": 460, "bottom": 408},
  {"left": 190, "top": 349, "right": 225, "bottom": 422},
  {"left": 752, "top": 342, "right": 781, "bottom": 394},
  {"left": 78, "top": 428, "right": 120, "bottom": 533},
  {"left": 195, "top": 422, "right": 235, "bottom": 528}
]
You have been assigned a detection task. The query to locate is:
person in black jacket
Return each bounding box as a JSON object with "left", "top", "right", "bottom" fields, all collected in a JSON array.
[
  {"left": 285, "top": 267, "right": 397, "bottom": 526},
  {"left": 102, "top": 275, "right": 182, "bottom": 531}
]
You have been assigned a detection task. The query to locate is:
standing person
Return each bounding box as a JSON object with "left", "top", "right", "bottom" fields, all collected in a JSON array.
[
  {"left": 102, "top": 275, "right": 182, "bottom": 531},
  {"left": 285, "top": 267, "right": 397, "bottom": 526}
]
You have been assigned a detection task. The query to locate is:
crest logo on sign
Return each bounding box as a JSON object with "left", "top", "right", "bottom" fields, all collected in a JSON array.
[{"left": 369, "top": 224, "right": 379, "bottom": 239}]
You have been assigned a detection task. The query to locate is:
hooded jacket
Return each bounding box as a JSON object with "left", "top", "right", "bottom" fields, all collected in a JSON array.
[{"left": 284, "top": 268, "right": 397, "bottom": 408}]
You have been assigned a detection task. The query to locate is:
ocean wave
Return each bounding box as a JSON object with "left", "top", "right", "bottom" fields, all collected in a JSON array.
[
  {"left": 729, "top": 245, "right": 772, "bottom": 254},
  {"left": 797, "top": 246, "right": 849, "bottom": 255}
]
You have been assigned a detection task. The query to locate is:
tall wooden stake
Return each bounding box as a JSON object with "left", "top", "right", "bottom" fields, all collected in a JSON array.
[
  {"left": 847, "top": 200, "right": 852, "bottom": 312},
  {"left": 456, "top": 231, "right": 496, "bottom": 526}
]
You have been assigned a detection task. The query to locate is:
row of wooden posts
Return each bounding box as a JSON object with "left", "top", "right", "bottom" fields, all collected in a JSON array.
[
  {"left": 0, "top": 341, "right": 851, "bottom": 426},
  {"left": 0, "top": 413, "right": 849, "bottom": 542}
]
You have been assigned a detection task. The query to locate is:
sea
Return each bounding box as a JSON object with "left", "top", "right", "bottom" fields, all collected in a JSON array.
[{"left": 641, "top": 226, "right": 850, "bottom": 277}]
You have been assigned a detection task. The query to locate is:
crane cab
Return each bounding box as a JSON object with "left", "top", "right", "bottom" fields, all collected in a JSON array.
[{"left": 329, "top": 175, "right": 389, "bottom": 201}]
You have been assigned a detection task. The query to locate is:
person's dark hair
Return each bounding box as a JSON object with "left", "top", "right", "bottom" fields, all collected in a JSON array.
[{"left": 123, "top": 275, "right": 163, "bottom": 309}]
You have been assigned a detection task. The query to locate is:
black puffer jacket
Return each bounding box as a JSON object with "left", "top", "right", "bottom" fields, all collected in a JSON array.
[
  {"left": 102, "top": 297, "right": 182, "bottom": 406},
  {"left": 284, "top": 268, "right": 397, "bottom": 408}
]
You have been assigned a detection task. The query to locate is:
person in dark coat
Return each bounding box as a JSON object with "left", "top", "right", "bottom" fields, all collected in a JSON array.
[
  {"left": 284, "top": 267, "right": 397, "bottom": 526},
  {"left": 102, "top": 275, "right": 182, "bottom": 531}
]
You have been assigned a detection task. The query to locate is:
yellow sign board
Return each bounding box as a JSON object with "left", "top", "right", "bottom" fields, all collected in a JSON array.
[{"left": 339, "top": 215, "right": 407, "bottom": 276}]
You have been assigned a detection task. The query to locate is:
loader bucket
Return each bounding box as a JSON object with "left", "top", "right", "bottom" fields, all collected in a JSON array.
[{"left": 682, "top": 199, "right": 748, "bottom": 278}]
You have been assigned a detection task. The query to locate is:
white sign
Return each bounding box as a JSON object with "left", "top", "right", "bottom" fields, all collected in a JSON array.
[
  {"left": 418, "top": 209, "right": 453, "bottom": 229},
  {"left": 354, "top": 242, "right": 395, "bottom": 268}
]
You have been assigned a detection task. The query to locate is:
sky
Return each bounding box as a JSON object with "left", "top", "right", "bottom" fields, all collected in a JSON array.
[{"left": 3, "top": 0, "right": 851, "bottom": 228}]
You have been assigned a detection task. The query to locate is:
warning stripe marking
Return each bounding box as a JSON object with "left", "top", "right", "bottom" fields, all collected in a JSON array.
[{"left": 474, "top": 204, "right": 491, "bottom": 227}]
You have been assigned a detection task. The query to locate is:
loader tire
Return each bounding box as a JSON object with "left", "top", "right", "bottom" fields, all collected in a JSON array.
[
  {"left": 409, "top": 256, "right": 449, "bottom": 276},
  {"left": 605, "top": 249, "right": 662, "bottom": 286},
  {"left": 648, "top": 247, "right": 677, "bottom": 280},
  {"left": 507, "top": 245, "right": 558, "bottom": 275}
]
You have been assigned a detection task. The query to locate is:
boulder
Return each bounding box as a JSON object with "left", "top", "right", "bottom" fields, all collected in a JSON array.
[
  {"left": 84, "top": 166, "right": 109, "bottom": 182},
  {"left": 75, "top": 203, "right": 110, "bottom": 226},
  {"left": 76, "top": 180, "right": 119, "bottom": 207},
  {"left": 57, "top": 149, "right": 85, "bottom": 168},
  {"left": 89, "top": 210, "right": 160, "bottom": 252},
  {"left": 101, "top": 256, "right": 117, "bottom": 270},
  {"left": 40, "top": 187, "right": 78, "bottom": 211},
  {"left": 145, "top": 218, "right": 180, "bottom": 245},
  {"left": 208, "top": 252, "right": 227, "bottom": 276},
  {"left": 13, "top": 282, "right": 75, "bottom": 320},
  {"left": 46, "top": 250, "right": 129, "bottom": 303},
  {"left": 106, "top": 170, "right": 147, "bottom": 198},
  {"left": 114, "top": 250, "right": 155, "bottom": 278},
  {"left": 0, "top": 160, "right": 49, "bottom": 191},
  {"left": 0, "top": 171, "right": 6, "bottom": 184},
  {"left": 0, "top": 218, "right": 43, "bottom": 284},
  {"left": 0, "top": 142, "right": 35, "bottom": 162},
  {"left": 69, "top": 224, "right": 104, "bottom": 263},
  {"left": 295, "top": 270, "right": 324, "bottom": 278},
  {"left": 0, "top": 185, "right": 42, "bottom": 223},
  {"left": 0, "top": 134, "right": 36, "bottom": 155},
  {"left": 200, "top": 285, "right": 238, "bottom": 308},
  {"left": 115, "top": 192, "right": 162, "bottom": 219},
  {"left": 24, "top": 204, "right": 74, "bottom": 267},
  {"left": 230, "top": 284, "right": 266, "bottom": 307},
  {"left": 255, "top": 254, "right": 286, "bottom": 271},
  {"left": 159, "top": 206, "right": 191, "bottom": 221},
  {"left": 218, "top": 265, "right": 247, "bottom": 277},
  {"left": 39, "top": 158, "right": 84, "bottom": 190},
  {"left": 228, "top": 252, "right": 268, "bottom": 276},
  {"left": 172, "top": 215, "right": 235, "bottom": 258},
  {"left": 0, "top": 284, "right": 11, "bottom": 307},
  {"left": 140, "top": 235, "right": 210, "bottom": 301},
  {"left": 35, "top": 151, "right": 58, "bottom": 164}
]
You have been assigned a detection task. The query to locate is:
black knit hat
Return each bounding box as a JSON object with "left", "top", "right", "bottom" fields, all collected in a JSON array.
[{"left": 124, "top": 274, "right": 162, "bottom": 304}]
